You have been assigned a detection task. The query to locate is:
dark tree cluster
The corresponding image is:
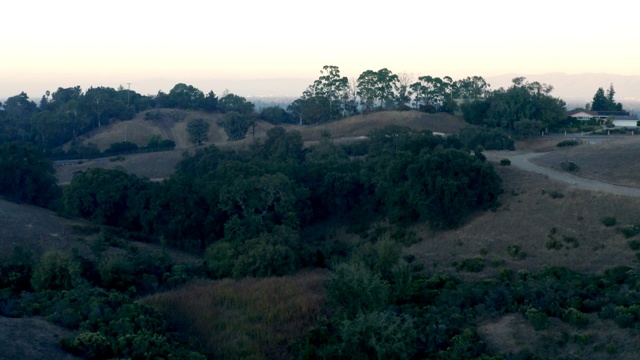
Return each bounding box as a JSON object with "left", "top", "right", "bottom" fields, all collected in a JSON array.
[
  {"left": 59, "top": 126, "right": 502, "bottom": 277},
  {"left": 286, "top": 65, "right": 492, "bottom": 125},
  {"left": 590, "top": 84, "right": 623, "bottom": 111},
  {"left": 460, "top": 77, "right": 567, "bottom": 137}
]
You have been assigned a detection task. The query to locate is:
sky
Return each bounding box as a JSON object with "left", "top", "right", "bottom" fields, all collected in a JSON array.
[{"left": 2, "top": 0, "right": 639, "bottom": 100}]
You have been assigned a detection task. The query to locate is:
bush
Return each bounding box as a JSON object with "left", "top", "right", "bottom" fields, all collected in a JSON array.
[
  {"left": 556, "top": 140, "right": 579, "bottom": 147},
  {"left": 454, "top": 257, "right": 485, "bottom": 272},
  {"left": 458, "top": 127, "right": 515, "bottom": 151},
  {"left": 328, "top": 262, "right": 390, "bottom": 318},
  {"left": 601, "top": 216, "right": 617, "bottom": 227},
  {"left": 564, "top": 307, "right": 589, "bottom": 327},
  {"left": 545, "top": 238, "right": 563, "bottom": 250},
  {"left": 525, "top": 307, "right": 549, "bottom": 330},
  {"left": 105, "top": 141, "right": 138, "bottom": 154},
  {"left": 620, "top": 224, "right": 640, "bottom": 238},
  {"left": 327, "top": 311, "right": 417, "bottom": 359},
  {"left": 560, "top": 161, "right": 579, "bottom": 172},
  {"left": 31, "top": 250, "right": 82, "bottom": 291}
]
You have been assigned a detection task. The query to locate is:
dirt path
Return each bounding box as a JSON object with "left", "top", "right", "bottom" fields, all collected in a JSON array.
[{"left": 487, "top": 151, "right": 640, "bottom": 197}]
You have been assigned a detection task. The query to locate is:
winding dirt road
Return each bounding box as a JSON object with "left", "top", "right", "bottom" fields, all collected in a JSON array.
[{"left": 487, "top": 151, "right": 640, "bottom": 198}]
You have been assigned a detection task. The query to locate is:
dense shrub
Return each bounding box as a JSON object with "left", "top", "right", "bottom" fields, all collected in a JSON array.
[
  {"left": 104, "top": 141, "right": 138, "bottom": 154},
  {"left": 601, "top": 216, "right": 617, "bottom": 227},
  {"left": 458, "top": 127, "right": 515, "bottom": 150},
  {"left": 328, "top": 262, "right": 389, "bottom": 318},
  {"left": 31, "top": 250, "right": 82, "bottom": 291},
  {"left": 557, "top": 139, "right": 579, "bottom": 147}
]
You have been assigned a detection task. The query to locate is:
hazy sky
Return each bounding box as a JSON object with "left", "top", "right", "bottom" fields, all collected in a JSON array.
[{"left": 3, "top": 0, "right": 639, "bottom": 99}]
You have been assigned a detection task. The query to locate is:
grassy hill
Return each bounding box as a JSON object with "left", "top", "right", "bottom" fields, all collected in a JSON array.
[{"left": 55, "top": 110, "right": 468, "bottom": 184}]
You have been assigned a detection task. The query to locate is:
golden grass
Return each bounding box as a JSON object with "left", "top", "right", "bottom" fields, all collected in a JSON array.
[
  {"left": 141, "top": 270, "right": 329, "bottom": 359},
  {"left": 407, "top": 163, "right": 640, "bottom": 278}
]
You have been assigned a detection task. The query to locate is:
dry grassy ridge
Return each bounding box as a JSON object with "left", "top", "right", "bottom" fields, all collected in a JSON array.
[{"left": 55, "top": 110, "right": 468, "bottom": 184}]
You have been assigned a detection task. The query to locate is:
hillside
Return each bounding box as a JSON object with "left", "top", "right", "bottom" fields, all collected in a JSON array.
[{"left": 55, "top": 110, "right": 468, "bottom": 184}]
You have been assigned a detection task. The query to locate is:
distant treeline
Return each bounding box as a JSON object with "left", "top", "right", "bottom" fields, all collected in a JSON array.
[{"left": 0, "top": 66, "right": 574, "bottom": 157}]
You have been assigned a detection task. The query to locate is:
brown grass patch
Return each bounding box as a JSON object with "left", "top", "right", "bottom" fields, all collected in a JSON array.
[
  {"left": 479, "top": 313, "right": 640, "bottom": 359},
  {"left": 407, "top": 163, "right": 640, "bottom": 277},
  {"left": 532, "top": 136, "right": 640, "bottom": 188},
  {"left": 141, "top": 270, "right": 329, "bottom": 359}
]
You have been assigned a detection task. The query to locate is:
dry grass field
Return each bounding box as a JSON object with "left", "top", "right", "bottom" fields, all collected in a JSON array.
[{"left": 407, "top": 157, "right": 640, "bottom": 278}]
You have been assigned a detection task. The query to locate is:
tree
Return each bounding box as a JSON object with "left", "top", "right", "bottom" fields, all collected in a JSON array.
[
  {"left": 222, "top": 112, "right": 252, "bottom": 141},
  {"left": 357, "top": 68, "right": 399, "bottom": 112},
  {"left": 201, "top": 90, "right": 219, "bottom": 112},
  {"left": 591, "top": 84, "right": 623, "bottom": 111},
  {"left": 187, "top": 118, "right": 210, "bottom": 146},
  {"left": 591, "top": 87, "right": 608, "bottom": 111},
  {"left": 164, "top": 83, "right": 205, "bottom": 109},
  {"left": 0, "top": 142, "right": 60, "bottom": 208},
  {"left": 218, "top": 93, "right": 255, "bottom": 114}
]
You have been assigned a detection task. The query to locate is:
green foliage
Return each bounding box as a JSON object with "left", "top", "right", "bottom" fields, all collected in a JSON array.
[
  {"left": 186, "top": 118, "right": 210, "bottom": 146},
  {"left": 204, "top": 241, "right": 236, "bottom": 278},
  {"left": 545, "top": 238, "right": 563, "bottom": 250},
  {"left": 591, "top": 85, "right": 623, "bottom": 111},
  {"left": 222, "top": 111, "right": 252, "bottom": 141},
  {"left": 231, "top": 227, "right": 300, "bottom": 278},
  {"left": 219, "top": 93, "right": 255, "bottom": 114},
  {"left": 461, "top": 77, "right": 566, "bottom": 132},
  {"left": 507, "top": 244, "right": 526, "bottom": 260},
  {"left": 98, "top": 255, "right": 136, "bottom": 291},
  {"left": 367, "top": 126, "right": 502, "bottom": 229},
  {"left": 354, "top": 238, "right": 401, "bottom": 279},
  {"left": 600, "top": 216, "right": 617, "bottom": 227},
  {"left": 61, "top": 168, "right": 151, "bottom": 228},
  {"left": 564, "top": 307, "right": 589, "bottom": 327},
  {"left": 525, "top": 307, "right": 549, "bottom": 330},
  {"left": 159, "top": 83, "right": 205, "bottom": 109},
  {"left": 328, "top": 262, "right": 390, "bottom": 319},
  {"left": 0, "top": 142, "right": 61, "bottom": 208},
  {"left": 31, "top": 250, "right": 82, "bottom": 291},
  {"left": 454, "top": 257, "right": 486, "bottom": 272},
  {"left": 560, "top": 161, "right": 579, "bottom": 172},
  {"left": 326, "top": 311, "right": 417, "bottom": 359},
  {"left": 259, "top": 105, "right": 292, "bottom": 124},
  {"left": 620, "top": 224, "right": 640, "bottom": 238},
  {"left": 556, "top": 139, "right": 579, "bottom": 147},
  {"left": 458, "top": 126, "right": 515, "bottom": 151},
  {"left": 104, "top": 141, "right": 138, "bottom": 154}
]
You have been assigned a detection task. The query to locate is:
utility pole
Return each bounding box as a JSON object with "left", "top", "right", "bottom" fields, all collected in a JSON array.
[{"left": 126, "top": 83, "right": 131, "bottom": 105}]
